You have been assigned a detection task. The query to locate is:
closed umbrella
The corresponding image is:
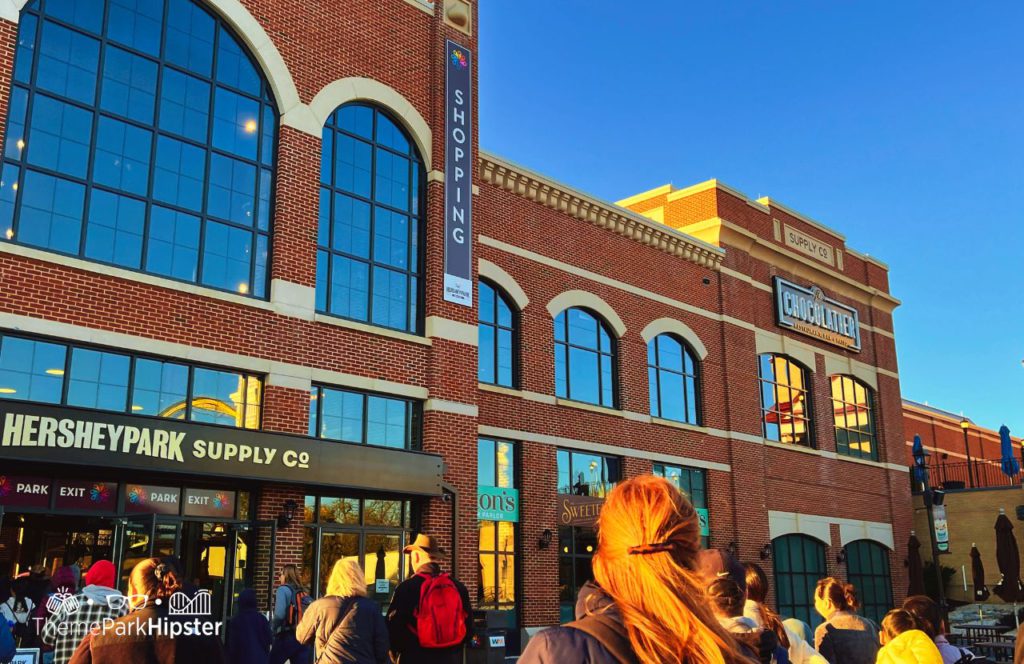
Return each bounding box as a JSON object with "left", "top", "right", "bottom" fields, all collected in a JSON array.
[
  {"left": 993, "top": 512, "right": 1024, "bottom": 601},
  {"left": 971, "top": 544, "right": 990, "bottom": 601},
  {"left": 908, "top": 532, "right": 927, "bottom": 597},
  {"left": 1000, "top": 426, "right": 1020, "bottom": 478}
]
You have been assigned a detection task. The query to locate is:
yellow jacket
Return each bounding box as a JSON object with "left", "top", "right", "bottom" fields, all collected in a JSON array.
[{"left": 877, "top": 629, "right": 943, "bottom": 664}]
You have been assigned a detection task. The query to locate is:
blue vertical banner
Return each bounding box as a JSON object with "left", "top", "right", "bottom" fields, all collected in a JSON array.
[{"left": 444, "top": 39, "right": 473, "bottom": 307}]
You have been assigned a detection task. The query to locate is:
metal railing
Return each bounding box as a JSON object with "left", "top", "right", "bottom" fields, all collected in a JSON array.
[{"left": 914, "top": 460, "right": 1023, "bottom": 491}]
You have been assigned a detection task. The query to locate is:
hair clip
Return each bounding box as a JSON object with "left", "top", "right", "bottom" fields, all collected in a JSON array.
[{"left": 628, "top": 541, "right": 676, "bottom": 555}]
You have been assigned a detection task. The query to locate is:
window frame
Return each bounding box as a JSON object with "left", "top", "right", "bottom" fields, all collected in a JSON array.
[
  {"left": 758, "top": 353, "right": 814, "bottom": 448},
  {"left": 316, "top": 102, "right": 426, "bottom": 335},
  {"left": 772, "top": 534, "right": 828, "bottom": 630},
  {"left": 0, "top": 330, "right": 263, "bottom": 429},
  {"left": 477, "top": 279, "right": 518, "bottom": 388},
  {"left": 307, "top": 383, "right": 421, "bottom": 451},
  {"left": 844, "top": 539, "right": 893, "bottom": 625},
  {"left": 652, "top": 463, "right": 709, "bottom": 547},
  {"left": 647, "top": 333, "right": 701, "bottom": 425},
  {"left": 477, "top": 437, "right": 518, "bottom": 611},
  {"left": 554, "top": 307, "right": 618, "bottom": 409},
  {"left": 830, "top": 375, "right": 879, "bottom": 461},
  {"left": 1, "top": 0, "right": 278, "bottom": 298}
]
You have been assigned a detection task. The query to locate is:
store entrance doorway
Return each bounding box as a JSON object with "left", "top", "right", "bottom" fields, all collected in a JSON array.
[
  {"left": 112, "top": 516, "right": 276, "bottom": 620},
  {"left": 0, "top": 510, "right": 117, "bottom": 577}
]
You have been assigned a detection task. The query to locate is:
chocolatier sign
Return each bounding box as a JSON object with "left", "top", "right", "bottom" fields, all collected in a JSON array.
[
  {"left": 774, "top": 277, "right": 861, "bottom": 351},
  {"left": 559, "top": 494, "right": 605, "bottom": 528},
  {"left": 0, "top": 400, "right": 443, "bottom": 495}
]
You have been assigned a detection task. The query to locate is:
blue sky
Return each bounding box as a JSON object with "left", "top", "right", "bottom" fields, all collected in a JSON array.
[{"left": 478, "top": 1, "right": 1024, "bottom": 437}]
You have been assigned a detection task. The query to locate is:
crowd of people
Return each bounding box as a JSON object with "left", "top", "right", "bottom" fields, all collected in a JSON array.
[{"left": 0, "top": 475, "right": 1019, "bottom": 664}]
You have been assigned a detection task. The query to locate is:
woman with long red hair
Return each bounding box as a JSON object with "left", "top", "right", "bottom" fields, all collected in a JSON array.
[{"left": 519, "top": 475, "right": 753, "bottom": 664}]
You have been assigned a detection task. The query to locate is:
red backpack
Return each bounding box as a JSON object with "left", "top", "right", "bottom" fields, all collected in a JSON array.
[{"left": 412, "top": 572, "right": 467, "bottom": 648}]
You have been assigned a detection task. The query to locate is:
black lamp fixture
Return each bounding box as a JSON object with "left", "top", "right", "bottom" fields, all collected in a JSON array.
[
  {"left": 726, "top": 541, "right": 739, "bottom": 558},
  {"left": 759, "top": 543, "right": 772, "bottom": 561},
  {"left": 277, "top": 499, "right": 298, "bottom": 528},
  {"left": 538, "top": 529, "right": 553, "bottom": 549},
  {"left": 836, "top": 547, "right": 848, "bottom": 565}
]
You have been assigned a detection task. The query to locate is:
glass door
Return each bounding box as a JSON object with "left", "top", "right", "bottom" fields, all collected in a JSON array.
[
  {"left": 113, "top": 515, "right": 181, "bottom": 591},
  {"left": 226, "top": 520, "right": 276, "bottom": 615}
]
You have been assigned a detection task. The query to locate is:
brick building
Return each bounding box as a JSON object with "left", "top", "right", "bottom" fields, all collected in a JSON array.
[
  {"left": 905, "top": 399, "right": 1023, "bottom": 490},
  {"left": 0, "top": 0, "right": 909, "bottom": 652}
]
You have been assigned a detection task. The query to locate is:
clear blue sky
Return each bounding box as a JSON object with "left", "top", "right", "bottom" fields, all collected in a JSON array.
[{"left": 478, "top": 1, "right": 1024, "bottom": 438}]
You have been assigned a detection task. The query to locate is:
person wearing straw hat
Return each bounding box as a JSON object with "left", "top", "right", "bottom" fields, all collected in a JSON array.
[{"left": 386, "top": 534, "right": 471, "bottom": 664}]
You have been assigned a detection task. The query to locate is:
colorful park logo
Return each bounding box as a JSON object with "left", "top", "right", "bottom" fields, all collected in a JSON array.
[
  {"left": 0, "top": 476, "right": 10, "bottom": 497},
  {"left": 450, "top": 48, "right": 467, "bottom": 69},
  {"left": 213, "top": 493, "right": 230, "bottom": 510},
  {"left": 90, "top": 483, "right": 110, "bottom": 504},
  {"left": 127, "top": 485, "right": 147, "bottom": 505}
]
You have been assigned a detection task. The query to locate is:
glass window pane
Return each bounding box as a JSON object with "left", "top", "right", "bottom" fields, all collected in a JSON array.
[
  {"left": 554, "top": 313, "right": 566, "bottom": 342},
  {"left": 496, "top": 295, "right": 512, "bottom": 329},
  {"left": 84, "top": 190, "right": 145, "bottom": 268},
  {"left": 497, "top": 329, "right": 513, "bottom": 387},
  {"left": 479, "top": 282, "right": 495, "bottom": 323},
  {"left": 208, "top": 154, "right": 256, "bottom": 225},
  {"left": 478, "top": 324, "right": 495, "bottom": 384},
  {"left": 107, "top": 0, "right": 163, "bottom": 56},
  {"left": 328, "top": 255, "right": 369, "bottom": 321},
  {"left": 568, "top": 346, "right": 599, "bottom": 405},
  {"left": 338, "top": 104, "right": 373, "bottom": 139},
  {"left": 658, "top": 370, "right": 686, "bottom": 422},
  {"left": 367, "top": 396, "right": 408, "bottom": 449},
  {"left": 496, "top": 441, "right": 515, "bottom": 488},
  {"left": 153, "top": 136, "right": 206, "bottom": 211},
  {"left": 334, "top": 134, "right": 372, "bottom": 197},
  {"left": 318, "top": 388, "right": 363, "bottom": 442},
  {"left": 131, "top": 358, "right": 188, "bottom": 418},
  {"left": 370, "top": 266, "right": 409, "bottom": 331},
  {"left": 0, "top": 336, "right": 66, "bottom": 403},
  {"left": 567, "top": 309, "right": 597, "bottom": 348},
  {"left": 67, "top": 348, "right": 130, "bottom": 412},
  {"left": 191, "top": 367, "right": 254, "bottom": 427},
  {"left": 100, "top": 46, "right": 157, "bottom": 124},
  {"left": 554, "top": 344, "right": 567, "bottom": 398},
  {"left": 27, "top": 95, "right": 92, "bottom": 178},
  {"left": 215, "top": 26, "right": 260, "bottom": 95},
  {"left": 93, "top": 117, "right": 152, "bottom": 196},
  {"left": 364, "top": 499, "right": 402, "bottom": 527},
  {"left": 656, "top": 335, "right": 684, "bottom": 372},
  {"left": 200, "top": 221, "right": 252, "bottom": 293},
  {"left": 376, "top": 113, "right": 410, "bottom": 154},
  {"left": 145, "top": 205, "right": 200, "bottom": 281},
  {"left": 19, "top": 170, "right": 85, "bottom": 254},
  {"left": 318, "top": 532, "right": 358, "bottom": 597},
  {"left": 315, "top": 250, "right": 328, "bottom": 311},
  {"left": 557, "top": 450, "right": 570, "bottom": 495},
  {"left": 478, "top": 438, "right": 496, "bottom": 487},
  {"left": 5, "top": 87, "right": 28, "bottom": 161},
  {"left": 374, "top": 150, "right": 410, "bottom": 211},
  {"left": 212, "top": 87, "right": 259, "bottom": 160},
  {"left": 46, "top": 0, "right": 104, "bottom": 32},
  {"left": 12, "top": 14, "right": 37, "bottom": 85},
  {"left": 373, "top": 208, "right": 410, "bottom": 268},
  {"left": 158, "top": 69, "right": 211, "bottom": 143},
  {"left": 36, "top": 20, "right": 99, "bottom": 104},
  {"left": 332, "top": 193, "right": 370, "bottom": 258},
  {"left": 319, "top": 496, "right": 359, "bottom": 525},
  {"left": 165, "top": 0, "right": 214, "bottom": 76}
]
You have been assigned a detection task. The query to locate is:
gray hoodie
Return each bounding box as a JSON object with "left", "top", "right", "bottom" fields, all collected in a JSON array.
[{"left": 42, "top": 585, "right": 128, "bottom": 664}]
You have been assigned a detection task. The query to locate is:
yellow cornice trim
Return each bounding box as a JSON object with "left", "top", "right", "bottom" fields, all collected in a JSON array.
[
  {"left": 615, "top": 183, "right": 674, "bottom": 208},
  {"left": 478, "top": 152, "right": 724, "bottom": 270}
]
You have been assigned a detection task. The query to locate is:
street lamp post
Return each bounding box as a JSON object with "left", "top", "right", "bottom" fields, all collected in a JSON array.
[{"left": 961, "top": 418, "right": 975, "bottom": 488}]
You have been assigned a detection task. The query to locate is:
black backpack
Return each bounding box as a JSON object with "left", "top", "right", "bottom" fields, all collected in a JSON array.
[{"left": 567, "top": 613, "right": 639, "bottom": 664}]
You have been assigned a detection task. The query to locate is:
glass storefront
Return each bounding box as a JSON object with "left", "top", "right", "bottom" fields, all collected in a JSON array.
[{"left": 301, "top": 494, "right": 415, "bottom": 610}]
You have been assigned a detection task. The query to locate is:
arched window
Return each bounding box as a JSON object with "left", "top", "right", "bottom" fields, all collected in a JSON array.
[
  {"left": 316, "top": 103, "right": 423, "bottom": 333},
  {"left": 772, "top": 534, "right": 827, "bottom": 629},
  {"left": 1, "top": 0, "right": 277, "bottom": 296},
  {"left": 758, "top": 354, "right": 813, "bottom": 447},
  {"left": 647, "top": 334, "right": 700, "bottom": 424},
  {"left": 478, "top": 280, "right": 515, "bottom": 387},
  {"left": 554, "top": 307, "right": 615, "bottom": 408},
  {"left": 831, "top": 375, "right": 878, "bottom": 461},
  {"left": 844, "top": 540, "right": 892, "bottom": 625}
]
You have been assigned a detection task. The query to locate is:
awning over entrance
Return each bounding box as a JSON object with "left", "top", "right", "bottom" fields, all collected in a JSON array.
[{"left": 0, "top": 400, "right": 443, "bottom": 496}]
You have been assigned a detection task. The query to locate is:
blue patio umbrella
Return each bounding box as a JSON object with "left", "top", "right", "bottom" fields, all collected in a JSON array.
[
  {"left": 1000, "top": 426, "right": 1020, "bottom": 477},
  {"left": 912, "top": 434, "right": 928, "bottom": 484}
]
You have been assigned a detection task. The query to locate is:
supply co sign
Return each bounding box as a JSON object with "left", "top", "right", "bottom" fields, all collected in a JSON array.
[
  {"left": 443, "top": 39, "right": 473, "bottom": 307},
  {"left": 773, "top": 277, "right": 861, "bottom": 351}
]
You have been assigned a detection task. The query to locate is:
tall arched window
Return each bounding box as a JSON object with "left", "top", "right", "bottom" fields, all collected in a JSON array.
[
  {"left": 1, "top": 0, "right": 277, "bottom": 296},
  {"left": 831, "top": 375, "right": 878, "bottom": 461},
  {"left": 554, "top": 307, "right": 615, "bottom": 408},
  {"left": 758, "top": 354, "right": 813, "bottom": 447},
  {"left": 316, "top": 103, "right": 424, "bottom": 333},
  {"left": 772, "top": 534, "right": 827, "bottom": 629},
  {"left": 844, "top": 540, "right": 892, "bottom": 625},
  {"left": 478, "top": 280, "right": 515, "bottom": 387},
  {"left": 647, "top": 334, "right": 700, "bottom": 424}
]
